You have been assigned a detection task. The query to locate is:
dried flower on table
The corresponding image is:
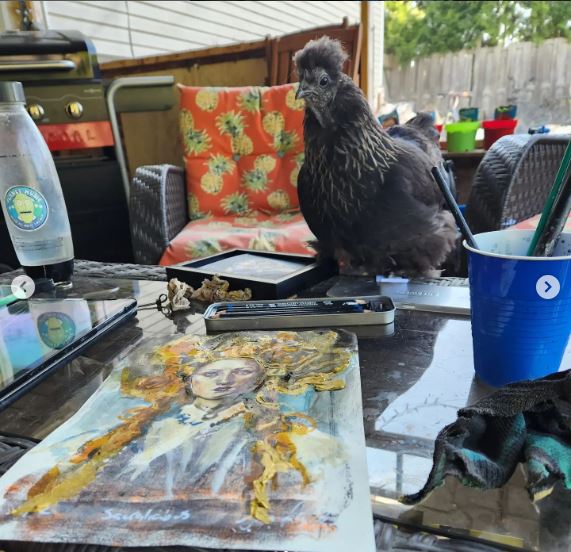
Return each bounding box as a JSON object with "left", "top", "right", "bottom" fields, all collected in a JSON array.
[{"left": 167, "top": 276, "right": 251, "bottom": 310}]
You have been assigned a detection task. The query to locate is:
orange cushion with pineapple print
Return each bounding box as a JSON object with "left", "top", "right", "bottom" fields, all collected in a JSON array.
[
  {"left": 159, "top": 212, "right": 315, "bottom": 265},
  {"left": 179, "top": 83, "right": 305, "bottom": 220}
]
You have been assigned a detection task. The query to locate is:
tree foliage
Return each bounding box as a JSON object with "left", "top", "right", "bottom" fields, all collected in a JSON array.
[{"left": 385, "top": 1, "right": 571, "bottom": 64}]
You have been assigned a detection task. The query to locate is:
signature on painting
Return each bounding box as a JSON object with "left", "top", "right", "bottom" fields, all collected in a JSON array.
[{"left": 103, "top": 508, "right": 191, "bottom": 522}]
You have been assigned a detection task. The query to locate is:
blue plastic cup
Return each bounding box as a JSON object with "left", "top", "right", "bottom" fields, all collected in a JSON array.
[{"left": 464, "top": 230, "right": 571, "bottom": 387}]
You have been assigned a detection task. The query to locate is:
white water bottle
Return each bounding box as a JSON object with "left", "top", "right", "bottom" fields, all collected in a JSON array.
[{"left": 0, "top": 82, "right": 74, "bottom": 282}]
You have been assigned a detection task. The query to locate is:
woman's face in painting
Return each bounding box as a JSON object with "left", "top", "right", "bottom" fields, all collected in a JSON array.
[{"left": 189, "top": 358, "right": 263, "bottom": 401}]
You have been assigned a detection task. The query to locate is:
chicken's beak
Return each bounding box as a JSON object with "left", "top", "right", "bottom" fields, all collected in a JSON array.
[{"left": 296, "top": 86, "right": 309, "bottom": 100}]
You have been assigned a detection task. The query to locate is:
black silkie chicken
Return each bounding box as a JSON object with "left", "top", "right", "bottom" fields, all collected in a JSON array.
[{"left": 294, "top": 37, "right": 458, "bottom": 277}]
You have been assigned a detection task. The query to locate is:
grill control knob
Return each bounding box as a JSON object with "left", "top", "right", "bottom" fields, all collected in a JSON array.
[
  {"left": 28, "top": 104, "right": 45, "bottom": 121},
  {"left": 65, "top": 101, "right": 83, "bottom": 119}
]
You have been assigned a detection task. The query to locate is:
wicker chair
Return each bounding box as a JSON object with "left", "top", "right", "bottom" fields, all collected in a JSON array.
[
  {"left": 466, "top": 134, "right": 570, "bottom": 234},
  {"left": 130, "top": 135, "right": 570, "bottom": 264},
  {"left": 129, "top": 164, "right": 187, "bottom": 265}
]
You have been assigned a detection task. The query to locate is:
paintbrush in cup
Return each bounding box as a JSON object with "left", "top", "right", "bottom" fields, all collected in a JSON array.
[
  {"left": 530, "top": 169, "right": 571, "bottom": 257},
  {"left": 528, "top": 142, "right": 571, "bottom": 256},
  {"left": 431, "top": 165, "right": 479, "bottom": 249}
]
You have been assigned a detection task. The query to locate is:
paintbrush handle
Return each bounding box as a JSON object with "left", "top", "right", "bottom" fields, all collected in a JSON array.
[
  {"left": 531, "top": 169, "right": 571, "bottom": 257},
  {"left": 431, "top": 166, "right": 478, "bottom": 249},
  {"left": 228, "top": 301, "right": 322, "bottom": 309},
  {"left": 216, "top": 310, "right": 366, "bottom": 319},
  {"left": 225, "top": 300, "right": 361, "bottom": 311},
  {"left": 217, "top": 306, "right": 365, "bottom": 317},
  {"left": 225, "top": 304, "right": 362, "bottom": 312},
  {"left": 0, "top": 294, "right": 19, "bottom": 308},
  {"left": 528, "top": 142, "right": 571, "bottom": 255}
]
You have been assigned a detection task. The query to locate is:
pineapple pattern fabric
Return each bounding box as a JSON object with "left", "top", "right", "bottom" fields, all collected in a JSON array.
[
  {"left": 179, "top": 83, "right": 304, "bottom": 221},
  {"left": 160, "top": 213, "right": 315, "bottom": 265},
  {"left": 165, "top": 83, "right": 313, "bottom": 264}
]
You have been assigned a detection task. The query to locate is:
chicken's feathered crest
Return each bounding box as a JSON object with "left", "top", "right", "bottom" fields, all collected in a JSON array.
[{"left": 293, "top": 36, "right": 348, "bottom": 78}]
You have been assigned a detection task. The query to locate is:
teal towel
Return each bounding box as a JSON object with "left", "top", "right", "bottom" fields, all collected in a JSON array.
[{"left": 403, "top": 369, "right": 571, "bottom": 504}]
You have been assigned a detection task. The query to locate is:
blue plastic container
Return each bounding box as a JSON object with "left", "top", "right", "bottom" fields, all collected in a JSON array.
[{"left": 465, "top": 230, "right": 571, "bottom": 387}]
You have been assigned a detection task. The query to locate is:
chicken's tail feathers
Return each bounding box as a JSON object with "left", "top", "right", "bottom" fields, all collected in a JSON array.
[
  {"left": 443, "top": 160, "right": 458, "bottom": 202},
  {"left": 405, "top": 112, "right": 440, "bottom": 143},
  {"left": 433, "top": 159, "right": 458, "bottom": 204}
]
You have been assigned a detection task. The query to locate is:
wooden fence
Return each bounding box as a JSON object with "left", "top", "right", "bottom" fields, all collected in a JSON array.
[{"left": 384, "top": 38, "right": 571, "bottom": 128}]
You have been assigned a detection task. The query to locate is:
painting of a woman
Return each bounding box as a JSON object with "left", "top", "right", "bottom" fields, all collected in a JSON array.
[
  {"left": 124, "top": 358, "right": 265, "bottom": 492},
  {"left": 0, "top": 330, "right": 375, "bottom": 551}
]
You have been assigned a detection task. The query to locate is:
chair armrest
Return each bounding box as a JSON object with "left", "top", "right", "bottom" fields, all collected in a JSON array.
[
  {"left": 502, "top": 135, "right": 570, "bottom": 227},
  {"left": 129, "top": 165, "right": 187, "bottom": 265},
  {"left": 466, "top": 134, "right": 569, "bottom": 234},
  {"left": 465, "top": 135, "right": 530, "bottom": 233}
]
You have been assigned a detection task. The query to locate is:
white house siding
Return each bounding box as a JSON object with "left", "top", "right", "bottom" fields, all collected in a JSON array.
[
  {"left": 42, "top": 0, "right": 362, "bottom": 61},
  {"left": 371, "top": 0, "right": 384, "bottom": 106},
  {"left": 37, "top": 0, "right": 383, "bottom": 103}
]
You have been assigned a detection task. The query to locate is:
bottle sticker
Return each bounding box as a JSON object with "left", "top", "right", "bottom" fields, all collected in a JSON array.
[
  {"left": 5, "top": 186, "right": 49, "bottom": 231},
  {"left": 37, "top": 312, "right": 76, "bottom": 350},
  {"left": 12, "top": 236, "right": 64, "bottom": 252}
]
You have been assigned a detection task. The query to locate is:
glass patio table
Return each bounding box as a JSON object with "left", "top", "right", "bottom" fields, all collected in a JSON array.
[{"left": 0, "top": 275, "right": 569, "bottom": 552}]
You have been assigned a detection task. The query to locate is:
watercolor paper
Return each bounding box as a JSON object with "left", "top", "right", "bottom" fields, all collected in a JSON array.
[{"left": 0, "top": 330, "right": 374, "bottom": 551}]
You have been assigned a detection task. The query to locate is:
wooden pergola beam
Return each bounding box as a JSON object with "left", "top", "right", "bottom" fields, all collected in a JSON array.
[{"left": 360, "top": 0, "right": 370, "bottom": 98}]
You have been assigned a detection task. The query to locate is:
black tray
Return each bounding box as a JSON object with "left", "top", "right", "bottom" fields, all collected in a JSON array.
[{"left": 165, "top": 249, "right": 338, "bottom": 300}]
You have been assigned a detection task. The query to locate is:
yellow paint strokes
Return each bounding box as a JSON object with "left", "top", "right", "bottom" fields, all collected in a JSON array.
[
  {"left": 254, "top": 392, "right": 280, "bottom": 410},
  {"left": 12, "top": 404, "right": 167, "bottom": 516},
  {"left": 277, "top": 375, "right": 346, "bottom": 395},
  {"left": 12, "top": 462, "right": 98, "bottom": 515},
  {"left": 26, "top": 466, "right": 60, "bottom": 498},
  {"left": 250, "top": 413, "right": 315, "bottom": 524}
]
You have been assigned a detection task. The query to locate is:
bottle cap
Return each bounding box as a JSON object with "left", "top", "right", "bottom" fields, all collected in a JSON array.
[{"left": 0, "top": 82, "right": 25, "bottom": 103}]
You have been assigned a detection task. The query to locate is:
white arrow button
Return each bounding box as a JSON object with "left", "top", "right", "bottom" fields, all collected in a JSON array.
[
  {"left": 536, "top": 275, "right": 560, "bottom": 300},
  {"left": 11, "top": 275, "right": 36, "bottom": 299}
]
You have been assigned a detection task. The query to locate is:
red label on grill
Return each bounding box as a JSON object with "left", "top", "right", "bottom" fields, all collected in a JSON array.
[{"left": 38, "top": 121, "right": 114, "bottom": 151}]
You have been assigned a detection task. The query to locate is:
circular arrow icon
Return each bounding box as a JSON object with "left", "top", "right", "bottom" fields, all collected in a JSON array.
[
  {"left": 536, "top": 275, "right": 560, "bottom": 300},
  {"left": 11, "top": 275, "right": 35, "bottom": 299}
]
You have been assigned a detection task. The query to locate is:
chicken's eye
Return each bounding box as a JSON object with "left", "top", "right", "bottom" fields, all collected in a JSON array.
[{"left": 319, "top": 75, "right": 329, "bottom": 87}]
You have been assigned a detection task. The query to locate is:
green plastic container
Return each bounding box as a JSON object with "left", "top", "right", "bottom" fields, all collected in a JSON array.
[{"left": 445, "top": 121, "right": 480, "bottom": 152}]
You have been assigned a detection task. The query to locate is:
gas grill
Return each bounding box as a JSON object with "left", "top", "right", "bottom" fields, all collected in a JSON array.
[{"left": 0, "top": 30, "right": 131, "bottom": 267}]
